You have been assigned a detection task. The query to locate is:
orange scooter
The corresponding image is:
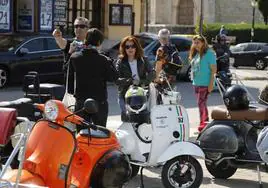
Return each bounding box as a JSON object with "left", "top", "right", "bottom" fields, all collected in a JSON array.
[{"left": 2, "top": 99, "right": 131, "bottom": 188}]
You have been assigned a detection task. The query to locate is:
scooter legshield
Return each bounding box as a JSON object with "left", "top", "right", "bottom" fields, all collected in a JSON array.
[
  {"left": 198, "top": 124, "right": 239, "bottom": 153},
  {"left": 3, "top": 120, "right": 76, "bottom": 188}
]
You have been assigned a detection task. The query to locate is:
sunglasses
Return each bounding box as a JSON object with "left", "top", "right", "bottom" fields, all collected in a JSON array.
[
  {"left": 74, "top": 24, "right": 87, "bottom": 29},
  {"left": 125, "top": 44, "right": 136, "bottom": 49}
]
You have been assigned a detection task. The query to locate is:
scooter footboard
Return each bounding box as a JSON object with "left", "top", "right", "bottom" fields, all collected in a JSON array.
[{"left": 156, "top": 142, "right": 205, "bottom": 163}]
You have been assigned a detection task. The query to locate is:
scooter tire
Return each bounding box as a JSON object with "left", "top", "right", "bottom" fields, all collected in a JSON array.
[
  {"left": 205, "top": 160, "right": 237, "bottom": 179},
  {"left": 131, "top": 164, "right": 140, "bottom": 178},
  {"left": 161, "top": 156, "right": 203, "bottom": 188}
]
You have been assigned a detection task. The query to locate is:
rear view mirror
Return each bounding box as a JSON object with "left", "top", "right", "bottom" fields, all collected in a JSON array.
[
  {"left": 84, "top": 98, "right": 98, "bottom": 114},
  {"left": 18, "top": 48, "right": 29, "bottom": 55}
]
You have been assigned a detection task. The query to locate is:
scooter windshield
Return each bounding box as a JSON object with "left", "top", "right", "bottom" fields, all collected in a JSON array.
[{"left": 23, "top": 120, "right": 76, "bottom": 188}]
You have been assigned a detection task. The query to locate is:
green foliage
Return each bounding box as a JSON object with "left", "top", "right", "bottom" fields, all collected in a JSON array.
[
  {"left": 258, "top": 0, "right": 268, "bottom": 24},
  {"left": 195, "top": 23, "right": 268, "bottom": 44}
]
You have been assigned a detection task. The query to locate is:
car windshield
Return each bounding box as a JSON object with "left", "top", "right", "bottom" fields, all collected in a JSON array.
[{"left": 0, "top": 36, "right": 25, "bottom": 52}]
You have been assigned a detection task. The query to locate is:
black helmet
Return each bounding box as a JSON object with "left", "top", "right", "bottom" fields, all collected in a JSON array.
[
  {"left": 259, "top": 84, "right": 268, "bottom": 105},
  {"left": 223, "top": 85, "right": 249, "bottom": 111},
  {"left": 125, "top": 86, "right": 149, "bottom": 123}
]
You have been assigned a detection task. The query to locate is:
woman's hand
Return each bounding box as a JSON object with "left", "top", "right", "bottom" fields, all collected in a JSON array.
[{"left": 208, "top": 84, "right": 214, "bottom": 93}]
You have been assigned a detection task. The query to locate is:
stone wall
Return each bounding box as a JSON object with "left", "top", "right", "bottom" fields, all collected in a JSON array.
[
  {"left": 148, "top": 24, "right": 195, "bottom": 34},
  {"left": 215, "top": 0, "right": 263, "bottom": 23},
  {"left": 148, "top": 0, "right": 265, "bottom": 26}
]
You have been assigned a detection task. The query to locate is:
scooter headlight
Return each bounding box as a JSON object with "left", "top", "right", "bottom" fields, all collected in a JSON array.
[{"left": 44, "top": 100, "right": 59, "bottom": 121}]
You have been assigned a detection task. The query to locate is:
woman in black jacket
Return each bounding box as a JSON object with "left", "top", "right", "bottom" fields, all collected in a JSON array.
[{"left": 115, "top": 36, "right": 155, "bottom": 121}]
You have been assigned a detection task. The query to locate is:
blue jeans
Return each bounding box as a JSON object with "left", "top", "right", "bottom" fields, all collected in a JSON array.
[{"left": 118, "top": 95, "right": 126, "bottom": 113}]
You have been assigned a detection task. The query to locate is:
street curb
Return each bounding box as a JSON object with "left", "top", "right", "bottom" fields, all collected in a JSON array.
[{"left": 242, "top": 77, "right": 268, "bottom": 81}]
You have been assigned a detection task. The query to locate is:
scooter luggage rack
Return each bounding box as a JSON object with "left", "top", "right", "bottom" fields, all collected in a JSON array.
[
  {"left": 215, "top": 72, "right": 258, "bottom": 105},
  {"left": 0, "top": 117, "right": 32, "bottom": 188}
]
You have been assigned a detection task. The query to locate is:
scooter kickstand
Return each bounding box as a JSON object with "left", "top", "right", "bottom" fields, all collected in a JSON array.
[
  {"left": 257, "top": 165, "right": 263, "bottom": 188},
  {"left": 138, "top": 167, "right": 145, "bottom": 188}
]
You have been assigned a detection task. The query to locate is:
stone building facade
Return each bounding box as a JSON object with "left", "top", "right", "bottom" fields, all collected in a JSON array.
[{"left": 148, "top": 0, "right": 264, "bottom": 33}]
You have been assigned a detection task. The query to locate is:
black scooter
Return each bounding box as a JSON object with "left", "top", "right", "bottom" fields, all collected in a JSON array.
[{"left": 197, "top": 75, "right": 268, "bottom": 188}]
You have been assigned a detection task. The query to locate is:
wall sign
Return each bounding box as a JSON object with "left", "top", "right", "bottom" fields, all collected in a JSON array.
[
  {"left": 109, "top": 4, "right": 132, "bottom": 26},
  {"left": 53, "top": 0, "right": 67, "bottom": 27},
  {"left": 39, "top": 0, "right": 53, "bottom": 32},
  {"left": 17, "top": 0, "right": 34, "bottom": 31},
  {"left": 0, "top": 0, "right": 11, "bottom": 32}
]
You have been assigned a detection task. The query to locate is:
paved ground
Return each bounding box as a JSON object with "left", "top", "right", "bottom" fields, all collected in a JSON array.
[{"left": 0, "top": 68, "right": 267, "bottom": 188}]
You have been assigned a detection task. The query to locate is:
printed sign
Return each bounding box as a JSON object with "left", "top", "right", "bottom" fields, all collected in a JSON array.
[
  {"left": 53, "top": 0, "right": 67, "bottom": 27},
  {"left": 0, "top": 0, "right": 11, "bottom": 32},
  {"left": 40, "top": 0, "right": 53, "bottom": 31},
  {"left": 17, "top": 0, "right": 34, "bottom": 31}
]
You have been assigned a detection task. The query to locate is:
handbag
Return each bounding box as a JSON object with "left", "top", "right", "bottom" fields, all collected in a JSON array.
[{"left": 62, "top": 62, "right": 76, "bottom": 111}]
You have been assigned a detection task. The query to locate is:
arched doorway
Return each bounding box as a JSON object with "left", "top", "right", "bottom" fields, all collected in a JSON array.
[{"left": 177, "top": 0, "right": 194, "bottom": 25}]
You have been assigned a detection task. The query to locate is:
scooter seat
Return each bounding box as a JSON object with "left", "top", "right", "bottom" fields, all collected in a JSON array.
[
  {"left": 211, "top": 106, "right": 268, "bottom": 121},
  {"left": 0, "top": 98, "right": 32, "bottom": 108},
  {"left": 79, "top": 127, "right": 110, "bottom": 138}
]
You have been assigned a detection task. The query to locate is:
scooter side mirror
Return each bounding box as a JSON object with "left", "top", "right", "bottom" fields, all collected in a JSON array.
[{"left": 83, "top": 98, "right": 98, "bottom": 114}]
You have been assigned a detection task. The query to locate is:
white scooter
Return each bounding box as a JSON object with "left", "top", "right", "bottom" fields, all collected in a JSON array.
[{"left": 115, "top": 73, "right": 205, "bottom": 188}]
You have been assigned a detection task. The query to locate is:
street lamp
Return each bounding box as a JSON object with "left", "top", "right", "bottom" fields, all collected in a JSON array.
[{"left": 251, "top": 0, "right": 258, "bottom": 42}]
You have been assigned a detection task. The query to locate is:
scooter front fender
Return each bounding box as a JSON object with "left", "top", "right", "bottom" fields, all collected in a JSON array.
[{"left": 157, "top": 142, "right": 205, "bottom": 163}]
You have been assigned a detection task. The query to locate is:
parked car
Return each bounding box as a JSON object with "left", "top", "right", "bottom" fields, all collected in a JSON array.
[
  {"left": 101, "top": 32, "right": 158, "bottom": 60},
  {"left": 144, "top": 34, "right": 192, "bottom": 81},
  {"left": 230, "top": 42, "right": 268, "bottom": 70},
  {"left": 102, "top": 33, "right": 192, "bottom": 81},
  {"left": 0, "top": 35, "right": 65, "bottom": 88}
]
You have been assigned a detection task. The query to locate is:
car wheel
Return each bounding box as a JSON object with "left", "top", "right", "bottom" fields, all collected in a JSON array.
[
  {"left": 183, "top": 67, "right": 191, "bottom": 82},
  {"left": 255, "top": 59, "right": 266, "bottom": 70},
  {"left": 0, "top": 66, "right": 8, "bottom": 88}
]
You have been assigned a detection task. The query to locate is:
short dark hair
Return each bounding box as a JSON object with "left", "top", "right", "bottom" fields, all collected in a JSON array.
[{"left": 85, "top": 28, "right": 104, "bottom": 46}]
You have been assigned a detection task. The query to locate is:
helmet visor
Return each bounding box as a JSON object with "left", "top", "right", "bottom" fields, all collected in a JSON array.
[{"left": 126, "top": 96, "right": 147, "bottom": 110}]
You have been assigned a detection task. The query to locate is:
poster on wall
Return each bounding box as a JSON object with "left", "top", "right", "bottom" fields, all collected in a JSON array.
[
  {"left": 53, "top": 0, "right": 67, "bottom": 27},
  {"left": 39, "top": 0, "right": 53, "bottom": 32},
  {"left": 17, "top": 0, "right": 34, "bottom": 31},
  {"left": 0, "top": 0, "right": 11, "bottom": 32},
  {"left": 109, "top": 4, "right": 132, "bottom": 26}
]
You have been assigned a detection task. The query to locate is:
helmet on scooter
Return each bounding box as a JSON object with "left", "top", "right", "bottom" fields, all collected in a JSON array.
[
  {"left": 90, "top": 149, "right": 131, "bottom": 188},
  {"left": 259, "top": 84, "right": 268, "bottom": 105},
  {"left": 256, "top": 126, "right": 268, "bottom": 163},
  {"left": 125, "top": 85, "right": 149, "bottom": 123},
  {"left": 223, "top": 85, "right": 249, "bottom": 111}
]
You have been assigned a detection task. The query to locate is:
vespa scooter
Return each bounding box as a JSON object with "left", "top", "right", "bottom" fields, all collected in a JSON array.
[
  {"left": 1, "top": 99, "right": 131, "bottom": 188},
  {"left": 197, "top": 75, "right": 268, "bottom": 188},
  {"left": 115, "top": 72, "right": 205, "bottom": 188}
]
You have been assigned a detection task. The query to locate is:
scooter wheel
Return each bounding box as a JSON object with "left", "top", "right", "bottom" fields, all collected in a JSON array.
[
  {"left": 131, "top": 164, "right": 140, "bottom": 177},
  {"left": 161, "top": 156, "right": 203, "bottom": 188},
  {"left": 205, "top": 160, "right": 237, "bottom": 179}
]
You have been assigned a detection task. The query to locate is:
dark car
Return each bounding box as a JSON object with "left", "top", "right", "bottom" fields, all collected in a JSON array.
[
  {"left": 144, "top": 34, "right": 192, "bottom": 81},
  {"left": 230, "top": 42, "right": 268, "bottom": 70},
  {"left": 0, "top": 35, "right": 65, "bottom": 88},
  {"left": 101, "top": 32, "right": 158, "bottom": 60}
]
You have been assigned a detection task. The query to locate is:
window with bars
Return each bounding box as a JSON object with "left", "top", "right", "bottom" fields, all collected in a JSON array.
[{"left": 66, "top": 0, "right": 93, "bottom": 33}]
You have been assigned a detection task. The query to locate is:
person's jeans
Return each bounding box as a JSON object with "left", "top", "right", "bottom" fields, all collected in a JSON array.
[
  {"left": 75, "top": 98, "right": 108, "bottom": 132},
  {"left": 194, "top": 86, "right": 209, "bottom": 131}
]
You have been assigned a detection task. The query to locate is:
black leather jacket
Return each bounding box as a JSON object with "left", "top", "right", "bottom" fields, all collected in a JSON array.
[{"left": 115, "top": 57, "right": 155, "bottom": 97}]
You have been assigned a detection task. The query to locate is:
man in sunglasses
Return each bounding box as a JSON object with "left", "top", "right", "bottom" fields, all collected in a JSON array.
[{"left": 52, "top": 17, "right": 89, "bottom": 81}]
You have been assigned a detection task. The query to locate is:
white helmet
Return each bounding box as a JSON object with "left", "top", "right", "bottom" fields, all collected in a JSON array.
[
  {"left": 158, "top": 28, "right": 170, "bottom": 39},
  {"left": 256, "top": 126, "right": 268, "bottom": 163}
]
